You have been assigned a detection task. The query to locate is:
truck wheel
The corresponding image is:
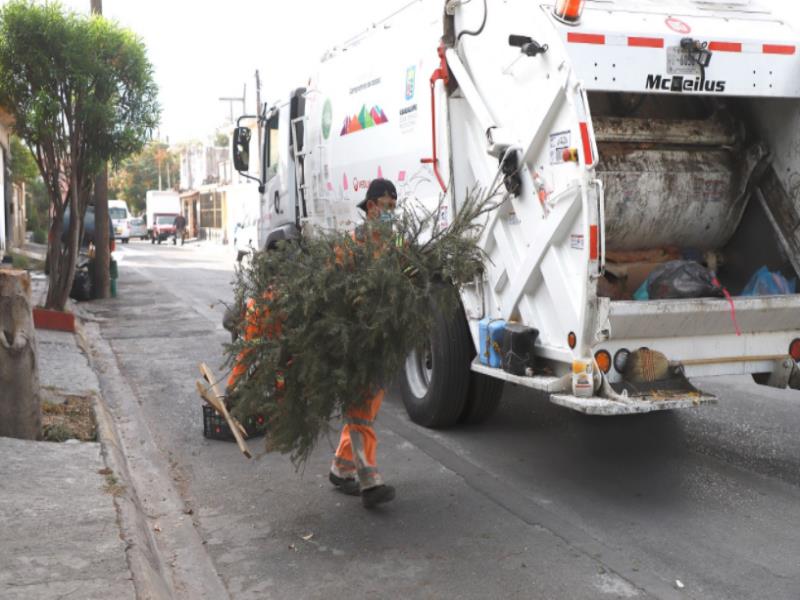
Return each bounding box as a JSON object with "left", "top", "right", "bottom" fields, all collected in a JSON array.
[
  {"left": 400, "top": 302, "right": 471, "bottom": 428},
  {"left": 460, "top": 372, "right": 504, "bottom": 424}
]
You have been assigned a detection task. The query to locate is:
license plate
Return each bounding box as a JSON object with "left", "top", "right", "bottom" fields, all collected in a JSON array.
[{"left": 667, "top": 46, "right": 701, "bottom": 75}]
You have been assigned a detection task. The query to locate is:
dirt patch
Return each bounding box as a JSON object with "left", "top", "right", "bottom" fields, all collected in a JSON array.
[
  {"left": 98, "top": 468, "right": 125, "bottom": 496},
  {"left": 41, "top": 395, "right": 96, "bottom": 442}
]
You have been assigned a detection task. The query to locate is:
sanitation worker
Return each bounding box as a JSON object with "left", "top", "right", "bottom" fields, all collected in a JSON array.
[{"left": 329, "top": 178, "right": 398, "bottom": 508}]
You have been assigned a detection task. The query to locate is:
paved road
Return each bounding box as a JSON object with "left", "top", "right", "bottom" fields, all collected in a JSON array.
[{"left": 86, "top": 240, "right": 800, "bottom": 599}]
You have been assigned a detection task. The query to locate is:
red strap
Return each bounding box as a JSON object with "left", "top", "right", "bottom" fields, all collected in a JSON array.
[{"left": 712, "top": 276, "right": 741, "bottom": 336}]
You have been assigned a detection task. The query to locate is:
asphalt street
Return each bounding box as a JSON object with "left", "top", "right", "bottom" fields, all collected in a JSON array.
[{"left": 84, "top": 240, "right": 800, "bottom": 599}]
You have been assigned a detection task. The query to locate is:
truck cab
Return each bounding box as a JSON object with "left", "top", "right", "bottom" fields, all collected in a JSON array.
[
  {"left": 231, "top": 88, "right": 307, "bottom": 253},
  {"left": 151, "top": 213, "right": 177, "bottom": 244}
]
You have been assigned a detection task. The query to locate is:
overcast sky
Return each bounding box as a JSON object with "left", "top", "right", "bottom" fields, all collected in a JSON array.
[
  {"left": 15, "top": 0, "right": 409, "bottom": 144},
  {"left": 2, "top": 0, "right": 799, "bottom": 144}
]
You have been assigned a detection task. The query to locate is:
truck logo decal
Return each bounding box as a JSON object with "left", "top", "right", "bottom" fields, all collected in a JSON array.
[
  {"left": 405, "top": 66, "right": 416, "bottom": 100},
  {"left": 665, "top": 17, "right": 691, "bottom": 35},
  {"left": 349, "top": 77, "right": 381, "bottom": 95},
  {"left": 645, "top": 74, "right": 726, "bottom": 93},
  {"left": 340, "top": 105, "right": 389, "bottom": 136},
  {"left": 322, "top": 99, "right": 333, "bottom": 140}
]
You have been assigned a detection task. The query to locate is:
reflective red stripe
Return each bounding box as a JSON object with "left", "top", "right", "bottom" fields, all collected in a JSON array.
[
  {"left": 628, "top": 36, "right": 663, "bottom": 48},
  {"left": 567, "top": 32, "right": 605, "bottom": 45},
  {"left": 709, "top": 41, "right": 741, "bottom": 52},
  {"left": 763, "top": 44, "right": 796, "bottom": 55},
  {"left": 579, "top": 121, "right": 593, "bottom": 166},
  {"left": 589, "top": 225, "right": 599, "bottom": 261}
]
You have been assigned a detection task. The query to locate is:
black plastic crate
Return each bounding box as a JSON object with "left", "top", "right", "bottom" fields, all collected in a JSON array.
[{"left": 202, "top": 404, "right": 266, "bottom": 441}]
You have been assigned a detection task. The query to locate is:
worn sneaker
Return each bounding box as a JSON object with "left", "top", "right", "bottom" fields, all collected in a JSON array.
[
  {"left": 329, "top": 472, "right": 360, "bottom": 496},
  {"left": 361, "top": 484, "right": 395, "bottom": 508}
]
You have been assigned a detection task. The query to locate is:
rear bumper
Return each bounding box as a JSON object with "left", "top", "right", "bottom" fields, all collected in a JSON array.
[
  {"left": 550, "top": 392, "right": 716, "bottom": 416},
  {"left": 596, "top": 296, "right": 800, "bottom": 381}
]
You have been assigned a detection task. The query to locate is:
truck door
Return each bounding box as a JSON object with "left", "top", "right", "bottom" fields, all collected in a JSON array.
[
  {"left": 261, "top": 104, "right": 294, "bottom": 248},
  {"left": 289, "top": 88, "right": 307, "bottom": 223}
]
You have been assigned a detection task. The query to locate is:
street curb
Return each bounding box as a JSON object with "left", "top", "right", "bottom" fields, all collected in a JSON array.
[
  {"left": 74, "top": 320, "right": 174, "bottom": 600},
  {"left": 76, "top": 318, "right": 231, "bottom": 600}
]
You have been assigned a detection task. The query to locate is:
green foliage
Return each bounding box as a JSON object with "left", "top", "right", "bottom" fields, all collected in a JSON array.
[
  {"left": 10, "top": 252, "right": 29, "bottom": 270},
  {"left": 214, "top": 132, "right": 229, "bottom": 147},
  {"left": 32, "top": 228, "right": 47, "bottom": 244},
  {"left": 226, "top": 190, "right": 498, "bottom": 466},
  {"left": 109, "top": 143, "right": 177, "bottom": 214},
  {"left": 0, "top": 0, "right": 160, "bottom": 309},
  {"left": 42, "top": 423, "right": 73, "bottom": 443},
  {"left": 9, "top": 136, "right": 38, "bottom": 184}
]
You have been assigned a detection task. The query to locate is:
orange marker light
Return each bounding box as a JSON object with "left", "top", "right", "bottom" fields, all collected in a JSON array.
[
  {"left": 562, "top": 147, "right": 579, "bottom": 163},
  {"left": 568, "top": 332, "right": 577, "bottom": 349},
  {"left": 554, "top": 0, "right": 585, "bottom": 23},
  {"left": 594, "top": 350, "right": 611, "bottom": 374}
]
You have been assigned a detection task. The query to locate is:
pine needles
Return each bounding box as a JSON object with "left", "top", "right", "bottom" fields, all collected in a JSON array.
[{"left": 225, "top": 190, "right": 498, "bottom": 466}]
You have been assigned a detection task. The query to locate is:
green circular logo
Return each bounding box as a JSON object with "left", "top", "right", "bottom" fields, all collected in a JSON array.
[{"left": 322, "top": 99, "right": 332, "bottom": 140}]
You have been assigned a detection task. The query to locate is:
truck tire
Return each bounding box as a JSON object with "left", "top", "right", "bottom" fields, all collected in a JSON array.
[
  {"left": 460, "top": 371, "right": 504, "bottom": 424},
  {"left": 400, "top": 302, "right": 472, "bottom": 428}
]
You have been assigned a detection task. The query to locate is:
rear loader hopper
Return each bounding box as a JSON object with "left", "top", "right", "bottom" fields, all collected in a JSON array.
[{"left": 432, "top": 0, "right": 800, "bottom": 423}]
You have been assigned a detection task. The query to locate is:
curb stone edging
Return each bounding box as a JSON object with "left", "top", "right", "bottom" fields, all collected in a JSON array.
[
  {"left": 77, "top": 319, "right": 231, "bottom": 600},
  {"left": 73, "top": 321, "right": 175, "bottom": 600}
]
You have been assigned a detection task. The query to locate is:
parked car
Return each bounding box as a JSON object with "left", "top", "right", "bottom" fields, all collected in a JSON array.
[
  {"left": 128, "top": 217, "right": 147, "bottom": 240},
  {"left": 151, "top": 213, "right": 178, "bottom": 244}
]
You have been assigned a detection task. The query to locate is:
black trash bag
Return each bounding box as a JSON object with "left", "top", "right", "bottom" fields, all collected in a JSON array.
[
  {"left": 646, "top": 260, "right": 723, "bottom": 300},
  {"left": 70, "top": 266, "right": 92, "bottom": 301}
]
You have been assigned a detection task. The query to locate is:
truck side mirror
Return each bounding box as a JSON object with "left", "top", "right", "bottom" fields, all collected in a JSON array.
[{"left": 232, "top": 126, "right": 251, "bottom": 172}]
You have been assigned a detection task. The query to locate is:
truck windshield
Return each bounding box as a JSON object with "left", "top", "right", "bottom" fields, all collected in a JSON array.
[
  {"left": 109, "top": 208, "right": 127, "bottom": 220},
  {"left": 156, "top": 216, "right": 175, "bottom": 225}
]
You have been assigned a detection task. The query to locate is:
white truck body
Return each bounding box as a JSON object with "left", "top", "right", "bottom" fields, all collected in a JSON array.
[
  {"left": 145, "top": 191, "right": 180, "bottom": 237},
  {"left": 236, "top": 0, "right": 800, "bottom": 421}
]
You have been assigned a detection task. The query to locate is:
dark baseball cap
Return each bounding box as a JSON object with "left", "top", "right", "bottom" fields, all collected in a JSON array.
[{"left": 357, "top": 178, "right": 397, "bottom": 212}]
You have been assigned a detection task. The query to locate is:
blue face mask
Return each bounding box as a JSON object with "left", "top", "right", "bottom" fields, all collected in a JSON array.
[{"left": 379, "top": 210, "right": 395, "bottom": 224}]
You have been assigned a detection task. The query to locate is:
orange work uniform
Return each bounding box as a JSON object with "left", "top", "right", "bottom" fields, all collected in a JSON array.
[
  {"left": 227, "top": 292, "right": 281, "bottom": 390},
  {"left": 331, "top": 390, "right": 385, "bottom": 489},
  {"left": 330, "top": 226, "right": 388, "bottom": 490}
]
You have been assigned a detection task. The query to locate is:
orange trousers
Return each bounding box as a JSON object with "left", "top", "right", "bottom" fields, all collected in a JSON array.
[{"left": 331, "top": 390, "right": 384, "bottom": 489}]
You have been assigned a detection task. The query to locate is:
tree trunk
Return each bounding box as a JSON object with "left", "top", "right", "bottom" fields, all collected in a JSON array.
[
  {"left": 0, "top": 269, "right": 41, "bottom": 440},
  {"left": 45, "top": 185, "right": 81, "bottom": 311},
  {"left": 93, "top": 165, "right": 110, "bottom": 299}
]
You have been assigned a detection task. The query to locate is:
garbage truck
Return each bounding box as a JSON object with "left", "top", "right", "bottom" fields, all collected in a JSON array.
[{"left": 232, "top": 0, "right": 800, "bottom": 426}]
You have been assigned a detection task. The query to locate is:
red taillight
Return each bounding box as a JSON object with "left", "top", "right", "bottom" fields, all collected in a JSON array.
[
  {"left": 554, "top": 0, "right": 585, "bottom": 23},
  {"left": 257, "top": 415, "right": 265, "bottom": 425},
  {"left": 110, "top": 239, "right": 116, "bottom": 252},
  {"left": 790, "top": 339, "right": 800, "bottom": 362}
]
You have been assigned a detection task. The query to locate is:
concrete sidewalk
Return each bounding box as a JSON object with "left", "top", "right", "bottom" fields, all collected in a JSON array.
[{"left": 0, "top": 281, "right": 136, "bottom": 599}]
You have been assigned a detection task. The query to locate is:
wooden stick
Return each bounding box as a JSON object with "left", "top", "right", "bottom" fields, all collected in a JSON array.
[
  {"left": 199, "top": 362, "right": 247, "bottom": 437},
  {"left": 196, "top": 380, "right": 252, "bottom": 459}
]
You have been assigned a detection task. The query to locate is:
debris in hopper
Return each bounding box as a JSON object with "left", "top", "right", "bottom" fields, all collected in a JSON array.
[{"left": 740, "top": 266, "right": 796, "bottom": 296}]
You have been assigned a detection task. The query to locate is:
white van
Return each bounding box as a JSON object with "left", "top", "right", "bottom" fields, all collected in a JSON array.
[{"left": 109, "top": 199, "right": 131, "bottom": 244}]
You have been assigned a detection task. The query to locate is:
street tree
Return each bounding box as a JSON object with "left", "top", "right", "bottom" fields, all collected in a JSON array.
[
  {"left": 109, "top": 143, "right": 178, "bottom": 215},
  {"left": 0, "top": 1, "right": 159, "bottom": 310}
]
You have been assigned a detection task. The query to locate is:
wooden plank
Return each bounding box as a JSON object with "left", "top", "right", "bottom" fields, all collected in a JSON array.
[
  {"left": 195, "top": 381, "right": 252, "bottom": 459},
  {"left": 199, "top": 362, "right": 247, "bottom": 437}
]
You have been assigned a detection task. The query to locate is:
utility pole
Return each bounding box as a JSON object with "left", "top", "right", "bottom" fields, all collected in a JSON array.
[
  {"left": 91, "top": 0, "right": 110, "bottom": 299},
  {"left": 219, "top": 84, "right": 246, "bottom": 125},
  {"left": 255, "top": 70, "right": 263, "bottom": 175}
]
